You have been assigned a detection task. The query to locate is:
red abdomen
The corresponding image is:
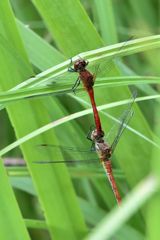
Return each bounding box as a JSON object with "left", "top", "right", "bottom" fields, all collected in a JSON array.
[{"left": 79, "top": 70, "right": 94, "bottom": 90}]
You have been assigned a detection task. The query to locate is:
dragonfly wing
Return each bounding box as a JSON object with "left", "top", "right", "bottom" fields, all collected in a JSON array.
[
  {"left": 33, "top": 159, "right": 100, "bottom": 168},
  {"left": 87, "top": 36, "right": 134, "bottom": 79},
  {"left": 37, "top": 144, "right": 96, "bottom": 153},
  {"left": 33, "top": 159, "right": 104, "bottom": 178},
  {"left": 39, "top": 70, "right": 78, "bottom": 87},
  {"left": 110, "top": 109, "right": 134, "bottom": 153},
  {"left": 105, "top": 91, "right": 136, "bottom": 153},
  {"left": 37, "top": 144, "right": 98, "bottom": 164}
]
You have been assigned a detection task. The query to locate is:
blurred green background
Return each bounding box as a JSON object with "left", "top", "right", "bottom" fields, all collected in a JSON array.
[{"left": 0, "top": 0, "right": 160, "bottom": 240}]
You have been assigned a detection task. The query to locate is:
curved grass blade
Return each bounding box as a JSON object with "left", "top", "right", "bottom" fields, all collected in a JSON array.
[{"left": 0, "top": 95, "right": 160, "bottom": 158}]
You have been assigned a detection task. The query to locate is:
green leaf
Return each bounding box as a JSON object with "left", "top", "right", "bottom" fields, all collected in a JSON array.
[
  {"left": 0, "top": 1, "right": 87, "bottom": 240},
  {"left": 0, "top": 160, "right": 30, "bottom": 240},
  {"left": 85, "top": 175, "right": 158, "bottom": 240},
  {"left": 32, "top": 0, "right": 103, "bottom": 56}
]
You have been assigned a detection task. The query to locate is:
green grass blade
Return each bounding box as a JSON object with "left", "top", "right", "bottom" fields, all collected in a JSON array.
[
  {"left": 85, "top": 175, "right": 158, "bottom": 240},
  {"left": 0, "top": 1, "right": 87, "bottom": 239},
  {"left": 93, "top": 0, "right": 118, "bottom": 44},
  {"left": 0, "top": 160, "right": 30, "bottom": 240},
  {"left": 0, "top": 95, "right": 160, "bottom": 157},
  {"left": 146, "top": 110, "right": 160, "bottom": 239},
  {"left": 17, "top": 19, "right": 65, "bottom": 70},
  {"left": 32, "top": 0, "right": 103, "bottom": 56},
  {"left": 0, "top": 76, "right": 159, "bottom": 105}
]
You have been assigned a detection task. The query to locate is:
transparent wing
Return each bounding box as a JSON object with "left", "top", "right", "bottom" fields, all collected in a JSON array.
[
  {"left": 27, "top": 70, "right": 84, "bottom": 100},
  {"left": 33, "top": 158, "right": 103, "bottom": 179},
  {"left": 110, "top": 109, "right": 134, "bottom": 153},
  {"left": 33, "top": 159, "right": 99, "bottom": 165},
  {"left": 36, "top": 143, "right": 98, "bottom": 165},
  {"left": 87, "top": 36, "right": 134, "bottom": 79},
  {"left": 41, "top": 70, "right": 78, "bottom": 86},
  {"left": 105, "top": 91, "right": 137, "bottom": 153},
  {"left": 38, "top": 144, "right": 96, "bottom": 153}
]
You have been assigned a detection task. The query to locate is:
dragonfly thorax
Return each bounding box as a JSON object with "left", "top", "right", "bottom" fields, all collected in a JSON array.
[
  {"left": 91, "top": 129, "right": 112, "bottom": 160},
  {"left": 95, "top": 141, "right": 112, "bottom": 161}
]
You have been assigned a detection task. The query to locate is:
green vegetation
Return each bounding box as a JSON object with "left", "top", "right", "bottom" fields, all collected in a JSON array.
[{"left": 0, "top": 0, "right": 160, "bottom": 239}]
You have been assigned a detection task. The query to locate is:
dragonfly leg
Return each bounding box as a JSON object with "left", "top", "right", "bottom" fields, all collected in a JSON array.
[
  {"left": 86, "top": 125, "right": 95, "bottom": 141},
  {"left": 72, "top": 76, "right": 80, "bottom": 94},
  {"left": 91, "top": 142, "right": 96, "bottom": 151},
  {"left": 68, "top": 58, "right": 76, "bottom": 72},
  {"left": 86, "top": 130, "right": 96, "bottom": 151},
  {"left": 86, "top": 132, "right": 92, "bottom": 141}
]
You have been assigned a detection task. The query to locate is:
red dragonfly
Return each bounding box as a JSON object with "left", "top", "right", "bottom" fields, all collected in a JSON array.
[
  {"left": 68, "top": 57, "right": 104, "bottom": 138},
  {"left": 89, "top": 92, "right": 136, "bottom": 204},
  {"left": 65, "top": 37, "right": 133, "bottom": 138},
  {"left": 35, "top": 92, "right": 136, "bottom": 205}
]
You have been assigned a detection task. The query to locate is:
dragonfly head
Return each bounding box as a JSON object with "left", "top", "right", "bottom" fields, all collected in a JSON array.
[
  {"left": 90, "top": 129, "right": 104, "bottom": 142},
  {"left": 74, "top": 59, "right": 88, "bottom": 72}
]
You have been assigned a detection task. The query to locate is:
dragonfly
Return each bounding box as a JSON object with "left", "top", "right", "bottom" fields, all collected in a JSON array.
[
  {"left": 23, "top": 37, "right": 132, "bottom": 138},
  {"left": 62, "top": 37, "right": 133, "bottom": 137},
  {"left": 35, "top": 92, "right": 136, "bottom": 205},
  {"left": 67, "top": 57, "right": 103, "bottom": 138}
]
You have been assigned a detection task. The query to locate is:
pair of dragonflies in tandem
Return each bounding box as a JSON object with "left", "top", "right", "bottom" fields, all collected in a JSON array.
[
  {"left": 34, "top": 53, "right": 136, "bottom": 205},
  {"left": 12, "top": 38, "right": 136, "bottom": 204},
  {"left": 34, "top": 54, "right": 136, "bottom": 167}
]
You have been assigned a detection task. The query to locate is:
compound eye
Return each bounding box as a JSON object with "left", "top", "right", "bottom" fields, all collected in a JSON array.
[
  {"left": 79, "top": 60, "right": 85, "bottom": 68},
  {"left": 82, "top": 60, "right": 86, "bottom": 66},
  {"left": 74, "top": 59, "right": 87, "bottom": 72},
  {"left": 74, "top": 61, "right": 80, "bottom": 71}
]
